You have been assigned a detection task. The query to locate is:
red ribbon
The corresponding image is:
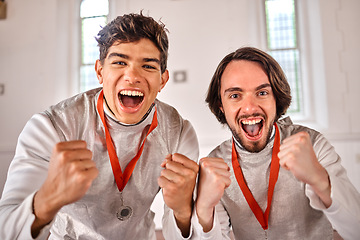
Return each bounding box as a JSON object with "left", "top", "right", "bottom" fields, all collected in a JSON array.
[
  {"left": 231, "top": 123, "right": 280, "bottom": 230},
  {"left": 97, "top": 90, "right": 158, "bottom": 192}
]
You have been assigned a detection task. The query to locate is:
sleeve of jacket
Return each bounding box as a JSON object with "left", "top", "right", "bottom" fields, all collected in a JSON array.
[
  {"left": 0, "top": 113, "right": 60, "bottom": 240},
  {"left": 161, "top": 119, "right": 200, "bottom": 239},
  {"left": 192, "top": 202, "right": 232, "bottom": 240},
  {"left": 305, "top": 133, "right": 360, "bottom": 240}
]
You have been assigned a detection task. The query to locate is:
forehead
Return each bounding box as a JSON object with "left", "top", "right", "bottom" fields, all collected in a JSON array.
[
  {"left": 221, "top": 60, "right": 270, "bottom": 90},
  {"left": 106, "top": 38, "right": 161, "bottom": 60}
]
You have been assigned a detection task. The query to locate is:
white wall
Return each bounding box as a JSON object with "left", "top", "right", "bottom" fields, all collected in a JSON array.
[
  {"left": 0, "top": 0, "right": 359, "bottom": 228},
  {"left": 115, "top": 0, "right": 260, "bottom": 156},
  {"left": 317, "top": 0, "right": 360, "bottom": 193}
]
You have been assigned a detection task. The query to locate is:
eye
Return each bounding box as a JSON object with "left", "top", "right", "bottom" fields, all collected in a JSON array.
[
  {"left": 258, "top": 90, "right": 268, "bottom": 96},
  {"left": 143, "top": 64, "right": 157, "bottom": 70},
  {"left": 113, "top": 61, "right": 126, "bottom": 66},
  {"left": 230, "top": 93, "right": 239, "bottom": 99}
]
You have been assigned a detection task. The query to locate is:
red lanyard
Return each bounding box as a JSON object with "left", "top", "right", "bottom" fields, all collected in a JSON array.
[
  {"left": 96, "top": 90, "right": 158, "bottom": 192},
  {"left": 231, "top": 123, "right": 280, "bottom": 230}
]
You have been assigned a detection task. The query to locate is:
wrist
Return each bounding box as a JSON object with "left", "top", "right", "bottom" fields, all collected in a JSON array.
[
  {"left": 173, "top": 206, "right": 193, "bottom": 238},
  {"left": 173, "top": 208, "right": 192, "bottom": 223},
  {"left": 195, "top": 202, "right": 215, "bottom": 233},
  {"left": 310, "top": 170, "right": 332, "bottom": 208},
  {"left": 31, "top": 191, "right": 59, "bottom": 238},
  {"left": 33, "top": 189, "right": 61, "bottom": 224}
]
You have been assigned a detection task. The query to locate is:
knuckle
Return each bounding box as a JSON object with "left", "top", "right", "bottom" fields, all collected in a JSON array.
[
  {"left": 57, "top": 151, "right": 70, "bottom": 164},
  {"left": 292, "top": 145, "right": 301, "bottom": 153},
  {"left": 177, "top": 176, "right": 186, "bottom": 186},
  {"left": 53, "top": 143, "right": 63, "bottom": 154},
  {"left": 61, "top": 150, "right": 72, "bottom": 159},
  {"left": 200, "top": 159, "right": 210, "bottom": 168},
  {"left": 68, "top": 162, "right": 78, "bottom": 173}
]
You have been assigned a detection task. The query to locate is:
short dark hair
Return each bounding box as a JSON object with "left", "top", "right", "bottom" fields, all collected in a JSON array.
[
  {"left": 95, "top": 12, "right": 169, "bottom": 73},
  {"left": 206, "top": 47, "right": 292, "bottom": 124}
]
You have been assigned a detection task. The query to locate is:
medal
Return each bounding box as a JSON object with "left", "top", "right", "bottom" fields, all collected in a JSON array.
[
  {"left": 117, "top": 206, "right": 133, "bottom": 221},
  {"left": 117, "top": 192, "right": 133, "bottom": 221},
  {"left": 97, "top": 90, "right": 158, "bottom": 221}
]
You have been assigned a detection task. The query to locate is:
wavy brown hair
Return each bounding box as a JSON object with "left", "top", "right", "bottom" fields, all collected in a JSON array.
[
  {"left": 206, "top": 47, "right": 292, "bottom": 124},
  {"left": 95, "top": 12, "right": 169, "bottom": 73}
]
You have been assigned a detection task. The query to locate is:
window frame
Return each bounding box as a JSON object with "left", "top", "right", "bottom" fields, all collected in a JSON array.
[
  {"left": 263, "top": 0, "right": 303, "bottom": 115},
  {"left": 79, "top": 0, "right": 111, "bottom": 93},
  {"left": 259, "top": 0, "right": 328, "bottom": 130}
]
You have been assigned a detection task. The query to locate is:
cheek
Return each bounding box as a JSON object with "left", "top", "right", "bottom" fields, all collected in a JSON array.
[
  {"left": 149, "top": 80, "right": 163, "bottom": 93},
  {"left": 222, "top": 100, "right": 240, "bottom": 115},
  {"left": 263, "top": 102, "right": 277, "bottom": 122},
  {"left": 222, "top": 105, "right": 239, "bottom": 124}
]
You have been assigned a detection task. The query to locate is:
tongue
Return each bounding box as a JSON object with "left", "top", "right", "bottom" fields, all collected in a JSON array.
[
  {"left": 121, "top": 95, "right": 143, "bottom": 108},
  {"left": 243, "top": 123, "right": 261, "bottom": 137}
]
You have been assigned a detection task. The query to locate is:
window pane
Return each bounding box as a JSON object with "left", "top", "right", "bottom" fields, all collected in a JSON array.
[
  {"left": 82, "top": 16, "right": 106, "bottom": 64},
  {"left": 265, "top": 0, "right": 302, "bottom": 114},
  {"left": 265, "top": 0, "right": 296, "bottom": 50},
  {"left": 80, "top": 65, "right": 99, "bottom": 92},
  {"left": 81, "top": 0, "right": 109, "bottom": 18},
  {"left": 269, "top": 49, "right": 302, "bottom": 113}
]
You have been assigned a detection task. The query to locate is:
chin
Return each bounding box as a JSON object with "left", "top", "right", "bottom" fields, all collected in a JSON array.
[{"left": 242, "top": 140, "right": 268, "bottom": 153}]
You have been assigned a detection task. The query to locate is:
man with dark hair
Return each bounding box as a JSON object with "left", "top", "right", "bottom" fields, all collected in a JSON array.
[
  {"left": 0, "top": 13, "right": 199, "bottom": 239},
  {"left": 194, "top": 47, "right": 360, "bottom": 239}
]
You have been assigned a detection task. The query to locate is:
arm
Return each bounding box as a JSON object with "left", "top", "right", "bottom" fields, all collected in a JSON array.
[
  {"left": 192, "top": 157, "right": 231, "bottom": 240},
  {"left": 0, "top": 114, "right": 98, "bottom": 239},
  {"left": 160, "top": 120, "right": 199, "bottom": 239},
  {"left": 0, "top": 114, "right": 58, "bottom": 240},
  {"left": 158, "top": 153, "right": 199, "bottom": 238},
  {"left": 309, "top": 133, "right": 360, "bottom": 239},
  {"left": 278, "top": 131, "right": 360, "bottom": 239},
  {"left": 192, "top": 202, "right": 232, "bottom": 240},
  {"left": 31, "top": 140, "right": 98, "bottom": 237},
  {"left": 278, "top": 131, "right": 332, "bottom": 207},
  {"left": 195, "top": 157, "right": 231, "bottom": 232}
]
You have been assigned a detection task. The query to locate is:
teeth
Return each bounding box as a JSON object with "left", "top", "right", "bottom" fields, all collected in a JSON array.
[
  {"left": 241, "top": 119, "right": 262, "bottom": 125},
  {"left": 120, "top": 90, "right": 144, "bottom": 97}
]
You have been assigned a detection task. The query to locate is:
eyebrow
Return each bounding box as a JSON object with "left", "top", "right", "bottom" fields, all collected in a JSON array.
[
  {"left": 224, "top": 83, "right": 272, "bottom": 94},
  {"left": 256, "top": 83, "right": 272, "bottom": 91},
  {"left": 143, "top": 58, "right": 161, "bottom": 65},
  {"left": 108, "top": 52, "right": 128, "bottom": 59},
  {"left": 107, "top": 53, "right": 160, "bottom": 65}
]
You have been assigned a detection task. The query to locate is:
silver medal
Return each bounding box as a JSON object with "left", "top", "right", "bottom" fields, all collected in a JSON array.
[{"left": 117, "top": 192, "right": 132, "bottom": 221}]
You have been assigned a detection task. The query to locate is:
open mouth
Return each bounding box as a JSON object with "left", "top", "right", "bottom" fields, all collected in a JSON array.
[
  {"left": 119, "top": 90, "right": 144, "bottom": 108},
  {"left": 241, "top": 119, "right": 263, "bottom": 138}
]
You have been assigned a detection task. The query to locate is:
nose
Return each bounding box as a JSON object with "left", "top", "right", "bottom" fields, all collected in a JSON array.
[
  {"left": 124, "top": 66, "right": 141, "bottom": 84},
  {"left": 241, "top": 94, "right": 258, "bottom": 114}
]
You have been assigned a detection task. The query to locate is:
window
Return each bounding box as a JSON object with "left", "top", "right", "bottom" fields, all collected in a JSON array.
[
  {"left": 264, "top": 0, "right": 303, "bottom": 115},
  {"left": 80, "top": 0, "right": 109, "bottom": 92}
]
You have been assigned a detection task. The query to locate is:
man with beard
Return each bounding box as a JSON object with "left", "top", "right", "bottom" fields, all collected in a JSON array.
[
  {"left": 193, "top": 47, "right": 360, "bottom": 239},
  {"left": 0, "top": 13, "right": 199, "bottom": 240}
]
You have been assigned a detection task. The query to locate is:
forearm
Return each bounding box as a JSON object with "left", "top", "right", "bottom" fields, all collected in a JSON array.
[
  {"left": 162, "top": 204, "right": 194, "bottom": 240},
  {"left": 307, "top": 173, "right": 360, "bottom": 239},
  {"left": 31, "top": 190, "right": 61, "bottom": 238},
  {"left": 0, "top": 114, "right": 60, "bottom": 239},
  {"left": 195, "top": 203, "right": 215, "bottom": 233},
  {"left": 0, "top": 192, "right": 51, "bottom": 240},
  {"left": 174, "top": 210, "right": 192, "bottom": 238},
  {"left": 309, "top": 168, "right": 332, "bottom": 208},
  {"left": 193, "top": 204, "right": 232, "bottom": 240}
]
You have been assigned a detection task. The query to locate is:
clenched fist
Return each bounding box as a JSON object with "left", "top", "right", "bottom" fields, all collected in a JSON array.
[
  {"left": 31, "top": 140, "right": 98, "bottom": 237},
  {"left": 196, "top": 157, "right": 231, "bottom": 232}
]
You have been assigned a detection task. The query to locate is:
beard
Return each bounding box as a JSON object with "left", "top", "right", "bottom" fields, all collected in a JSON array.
[{"left": 229, "top": 119, "right": 274, "bottom": 153}]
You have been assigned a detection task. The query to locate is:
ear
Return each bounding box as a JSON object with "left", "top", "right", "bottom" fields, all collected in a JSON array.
[
  {"left": 158, "top": 70, "right": 169, "bottom": 93},
  {"left": 95, "top": 59, "right": 104, "bottom": 84},
  {"left": 219, "top": 104, "right": 224, "bottom": 113}
]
